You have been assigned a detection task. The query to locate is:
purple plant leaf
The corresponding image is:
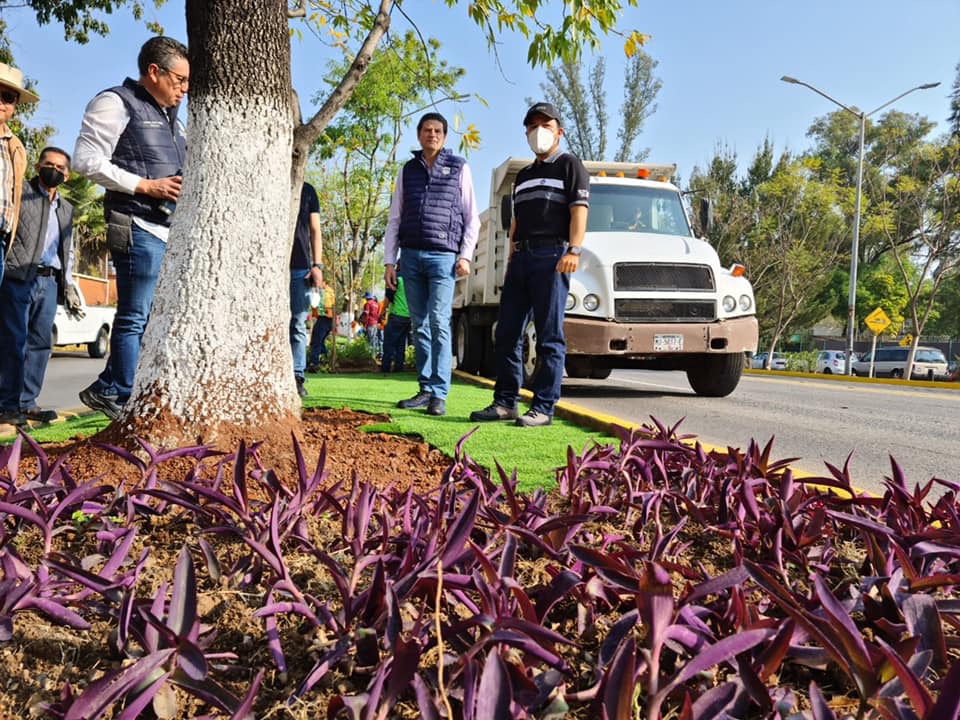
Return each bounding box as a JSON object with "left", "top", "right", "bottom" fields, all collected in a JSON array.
[
  {"left": 808, "top": 681, "right": 837, "bottom": 720},
  {"left": 228, "top": 668, "right": 263, "bottom": 720},
  {"left": 663, "top": 628, "right": 772, "bottom": 695},
  {"left": 412, "top": 673, "right": 440, "bottom": 720},
  {"left": 168, "top": 546, "right": 197, "bottom": 638},
  {"left": 811, "top": 574, "right": 877, "bottom": 690},
  {"left": 497, "top": 617, "right": 575, "bottom": 648},
  {"left": 489, "top": 630, "right": 566, "bottom": 670},
  {"left": 292, "top": 640, "right": 350, "bottom": 699},
  {"left": 176, "top": 637, "right": 209, "bottom": 681},
  {"left": 46, "top": 554, "right": 125, "bottom": 603},
  {"left": 535, "top": 569, "right": 581, "bottom": 621},
  {"left": 440, "top": 490, "right": 480, "bottom": 569},
  {"left": 114, "top": 671, "right": 174, "bottom": 720},
  {"left": 689, "top": 681, "right": 738, "bottom": 720},
  {"left": 64, "top": 648, "right": 175, "bottom": 720},
  {"left": 168, "top": 668, "right": 241, "bottom": 713},
  {"left": 926, "top": 653, "right": 960, "bottom": 720},
  {"left": 568, "top": 545, "right": 639, "bottom": 591},
  {"left": 602, "top": 635, "right": 636, "bottom": 720},
  {"left": 683, "top": 566, "right": 750, "bottom": 605},
  {"left": 197, "top": 536, "right": 222, "bottom": 584},
  {"left": 498, "top": 531, "right": 517, "bottom": 580},
  {"left": 475, "top": 648, "right": 512, "bottom": 720},
  {"left": 599, "top": 609, "right": 639, "bottom": 668},
  {"left": 875, "top": 637, "right": 931, "bottom": 716},
  {"left": 25, "top": 596, "right": 90, "bottom": 630},
  {"left": 381, "top": 635, "right": 422, "bottom": 710}
]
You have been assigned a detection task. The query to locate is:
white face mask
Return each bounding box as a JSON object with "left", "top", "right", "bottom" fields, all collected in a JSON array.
[{"left": 527, "top": 126, "right": 556, "bottom": 155}]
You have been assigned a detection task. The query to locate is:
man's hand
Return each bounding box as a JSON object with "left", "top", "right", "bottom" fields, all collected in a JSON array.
[
  {"left": 384, "top": 264, "right": 397, "bottom": 290},
  {"left": 137, "top": 175, "right": 182, "bottom": 201},
  {"left": 557, "top": 252, "right": 580, "bottom": 274},
  {"left": 308, "top": 266, "right": 323, "bottom": 287},
  {"left": 64, "top": 284, "right": 85, "bottom": 319},
  {"left": 455, "top": 258, "right": 471, "bottom": 277}
]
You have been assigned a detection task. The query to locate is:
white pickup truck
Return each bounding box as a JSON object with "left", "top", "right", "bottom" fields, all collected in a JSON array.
[{"left": 52, "top": 285, "right": 115, "bottom": 358}]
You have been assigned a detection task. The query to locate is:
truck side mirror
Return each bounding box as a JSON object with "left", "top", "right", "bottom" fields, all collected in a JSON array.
[
  {"left": 500, "top": 195, "right": 512, "bottom": 232},
  {"left": 698, "top": 198, "right": 713, "bottom": 236}
]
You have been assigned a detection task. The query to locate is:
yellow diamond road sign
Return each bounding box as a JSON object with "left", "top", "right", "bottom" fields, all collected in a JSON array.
[{"left": 864, "top": 307, "right": 891, "bottom": 335}]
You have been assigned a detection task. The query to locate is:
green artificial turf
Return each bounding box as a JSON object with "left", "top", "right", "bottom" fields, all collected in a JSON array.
[{"left": 5, "top": 371, "right": 614, "bottom": 491}]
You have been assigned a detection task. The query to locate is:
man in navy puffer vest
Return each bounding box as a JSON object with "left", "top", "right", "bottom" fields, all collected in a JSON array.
[
  {"left": 73, "top": 36, "right": 188, "bottom": 421},
  {"left": 383, "top": 113, "right": 480, "bottom": 417}
]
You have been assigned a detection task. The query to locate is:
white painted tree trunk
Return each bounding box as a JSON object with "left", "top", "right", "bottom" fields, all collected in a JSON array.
[{"left": 122, "top": 0, "right": 298, "bottom": 446}]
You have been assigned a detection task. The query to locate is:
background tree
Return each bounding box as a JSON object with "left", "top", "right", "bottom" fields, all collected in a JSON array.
[
  {"left": 61, "top": 174, "right": 107, "bottom": 276},
  {"left": 746, "top": 158, "right": 846, "bottom": 360},
  {"left": 534, "top": 50, "right": 660, "bottom": 161},
  {"left": 949, "top": 60, "right": 960, "bottom": 137},
  {"left": 864, "top": 134, "right": 960, "bottom": 375}
]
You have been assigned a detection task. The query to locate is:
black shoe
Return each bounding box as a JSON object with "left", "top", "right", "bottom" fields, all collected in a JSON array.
[
  {"left": 427, "top": 397, "right": 445, "bottom": 416},
  {"left": 296, "top": 377, "right": 308, "bottom": 398},
  {"left": 23, "top": 407, "right": 58, "bottom": 423},
  {"left": 79, "top": 386, "right": 123, "bottom": 421},
  {"left": 397, "top": 391, "right": 431, "bottom": 409},
  {"left": 0, "top": 409, "right": 27, "bottom": 426},
  {"left": 305, "top": 364, "right": 320, "bottom": 374},
  {"left": 469, "top": 403, "right": 519, "bottom": 422},
  {"left": 516, "top": 409, "right": 552, "bottom": 427}
]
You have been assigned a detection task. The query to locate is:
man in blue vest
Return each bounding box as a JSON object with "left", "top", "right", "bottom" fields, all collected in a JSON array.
[
  {"left": 383, "top": 112, "right": 480, "bottom": 417},
  {"left": 73, "top": 36, "right": 188, "bottom": 421}
]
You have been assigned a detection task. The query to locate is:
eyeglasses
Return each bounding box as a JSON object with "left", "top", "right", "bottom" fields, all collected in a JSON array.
[
  {"left": 0, "top": 90, "right": 19, "bottom": 105},
  {"left": 161, "top": 67, "right": 190, "bottom": 90}
]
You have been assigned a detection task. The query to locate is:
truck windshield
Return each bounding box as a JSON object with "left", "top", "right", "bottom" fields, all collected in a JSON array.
[{"left": 586, "top": 184, "right": 692, "bottom": 237}]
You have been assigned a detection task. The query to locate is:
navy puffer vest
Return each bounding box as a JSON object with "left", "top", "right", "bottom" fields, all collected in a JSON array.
[
  {"left": 398, "top": 149, "right": 464, "bottom": 254},
  {"left": 103, "top": 78, "right": 187, "bottom": 226}
]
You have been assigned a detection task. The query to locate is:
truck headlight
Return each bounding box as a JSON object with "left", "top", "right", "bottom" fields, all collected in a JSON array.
[
  {"left": 722, "top": 295, "right": 736, "bottom": 313},
  {"left": 566, "top": 293, "right": 576, "bottom": 311},
  {"left": 583, "top": 294, "right": 600, "bottom": 311},
  {"left": 739, "top": 295, "right": 752, "bottom": 311}
]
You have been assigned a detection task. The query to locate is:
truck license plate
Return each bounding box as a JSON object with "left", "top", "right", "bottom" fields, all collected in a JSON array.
[{"left": 654, "top": 334, "right": 683, "bottom": 352}]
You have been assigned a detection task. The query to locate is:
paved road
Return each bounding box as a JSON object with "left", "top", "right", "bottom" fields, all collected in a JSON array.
[
  {"left": 562, "top": 369, "right": 960, "bottom": 497},
  {"left": 37, "top": 350, "right": 104, "bottom": 414}
]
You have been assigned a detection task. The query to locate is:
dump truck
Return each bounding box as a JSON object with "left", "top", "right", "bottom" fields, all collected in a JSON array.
[{"left": 451, "top": 157, "right": 758, "bottom": 397}]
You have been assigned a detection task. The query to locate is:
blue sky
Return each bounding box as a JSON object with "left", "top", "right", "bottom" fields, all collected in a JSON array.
[{"left": 3, "top": 0, "right": 958, "bottom": 204}]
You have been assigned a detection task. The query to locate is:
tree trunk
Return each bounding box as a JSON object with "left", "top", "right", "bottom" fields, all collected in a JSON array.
[{"left": 122, "top": 0, "right": 297, "bottom": 447}]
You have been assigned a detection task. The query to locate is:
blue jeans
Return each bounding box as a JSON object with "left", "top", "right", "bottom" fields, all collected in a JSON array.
[
  {"left": 364, "top": 325, "right": 381, "bottom": 356},
  {"left": 289, "top": 269, "right": 311, "bottom": 379},
  {"left": 399, "top": 249, "right": 456, "bottom": 399},
  {"left": 381, "top": 314, "right": 411, "bottom": 372},
  {"left": 493, "top": 246, "right": 569, "bottom": 415},
  {"left": 308, "top": 316, "right": 332, "bottom": 365},
  {"left": 0, "top": 273, "right": 58, "bottom": 410},
  {"left": 91, "top": 226, "right": 165, "bottom": 402}
]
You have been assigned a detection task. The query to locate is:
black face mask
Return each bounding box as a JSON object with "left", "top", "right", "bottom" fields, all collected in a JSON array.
[{"left": 38, "top": 166, "right": 65, "bottom": 189}]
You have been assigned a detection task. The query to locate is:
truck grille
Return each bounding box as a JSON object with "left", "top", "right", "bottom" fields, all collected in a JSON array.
[
  {"left": 614, "top": 263, "right": 715, "bottom": 291},
  {"left": 615, "top": 299, "right": 716, "bottom": 322}
]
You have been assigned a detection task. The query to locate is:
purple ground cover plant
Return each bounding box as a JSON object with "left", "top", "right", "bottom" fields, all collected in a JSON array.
[{"left": 0, "top": 419, "right": 956, "bottom": 719}]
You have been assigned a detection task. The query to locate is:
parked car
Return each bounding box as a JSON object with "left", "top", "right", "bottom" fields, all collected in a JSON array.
[
  {"left": 52, "top": 286, "right": 116, "bottom": 358},
  {"left": 750, "top": 352, "right": 787, "bottom": 370},
  {"left": 816, "top": 350, "right": 846, "bottom": 374},
  {"left": 851, "top": 345, "right": 948, "bottom": 380}
]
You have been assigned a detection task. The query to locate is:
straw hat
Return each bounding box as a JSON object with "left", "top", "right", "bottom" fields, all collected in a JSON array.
[{"left": 0, "top": 63, "right": 39, "bottom": 104}]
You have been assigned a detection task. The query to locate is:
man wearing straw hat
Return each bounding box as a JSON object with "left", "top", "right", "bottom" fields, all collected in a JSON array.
[{"left": 0, "top": 62, "right": 38, "bottom": 287}]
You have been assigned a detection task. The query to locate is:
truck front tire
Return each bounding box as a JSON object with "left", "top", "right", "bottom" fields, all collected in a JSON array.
[
  {"left": 454, "top": 313, "right": 482, "bottom": 374},
  {"left": 686, "top": 352, "right": 745, "bottom": 397}
]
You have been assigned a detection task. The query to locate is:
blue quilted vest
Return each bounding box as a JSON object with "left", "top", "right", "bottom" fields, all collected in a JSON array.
[
  {"left": 398, "top": 149, "right": 464, "bottom": 254},
  {"left": 103, "top": 78, "right": 187, "bottom": 226}
]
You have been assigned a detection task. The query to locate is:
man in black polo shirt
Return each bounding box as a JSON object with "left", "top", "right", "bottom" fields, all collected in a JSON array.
[{"left": 470, "top": 102, "right": 589, "bottom": 427}]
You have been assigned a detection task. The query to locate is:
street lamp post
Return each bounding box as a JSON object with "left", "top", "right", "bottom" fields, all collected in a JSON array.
[{"left": 780, "top": 76, "right": 940, "bottom": 374}]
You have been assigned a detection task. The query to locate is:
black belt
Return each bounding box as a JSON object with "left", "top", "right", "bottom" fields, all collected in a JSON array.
[
  {"left": 517, "top": 238, "right": 564, "bottom": 251},
  {"left": 35, "top": 265, "right": 58, "bottom": 277}
]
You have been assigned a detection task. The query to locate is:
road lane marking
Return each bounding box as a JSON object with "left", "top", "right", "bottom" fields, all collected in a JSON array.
[{"left": 742, "top": 374, "right": 960, "bottom": 401}]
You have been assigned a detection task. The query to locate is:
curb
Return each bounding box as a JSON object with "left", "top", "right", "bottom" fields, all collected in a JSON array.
[{"left": 743, "top": 367, "right": 960, "bottom": 390}]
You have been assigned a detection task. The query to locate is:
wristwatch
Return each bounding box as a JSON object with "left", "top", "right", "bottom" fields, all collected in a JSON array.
[
  {"left": 311, "top": 262, "right": 324, "bottom": 270},
  {"left": 565, "top": 246, "right": 582, "bottom": 256}
]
